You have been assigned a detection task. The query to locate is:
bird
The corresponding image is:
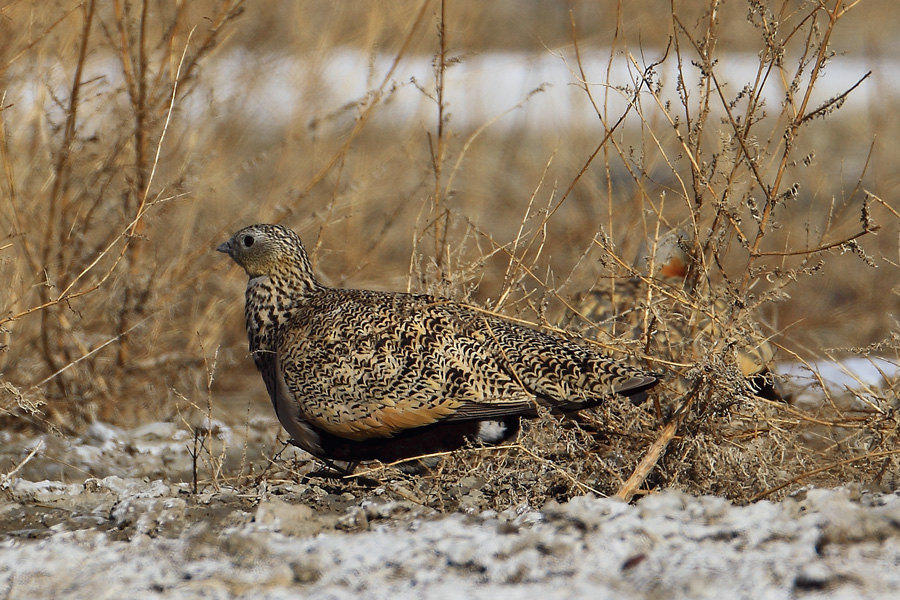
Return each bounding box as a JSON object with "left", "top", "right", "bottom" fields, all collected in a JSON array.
[
  {"left": 217, "top": 223, "right": 659, "bottom": 471},
  {"left": 566, "top": 232, "right": 780, "bottom": 401}
]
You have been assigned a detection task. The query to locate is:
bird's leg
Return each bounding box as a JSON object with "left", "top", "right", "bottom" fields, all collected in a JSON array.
[{"left": 306, "top": 458, "right": 356, "bottom": 479}]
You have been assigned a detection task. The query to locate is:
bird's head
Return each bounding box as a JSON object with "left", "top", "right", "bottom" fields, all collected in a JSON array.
[{"left": 217, "top": 223, "right": 316, "bottom": 283}]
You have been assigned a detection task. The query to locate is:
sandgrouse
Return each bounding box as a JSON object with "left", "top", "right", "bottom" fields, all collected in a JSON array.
[
  {"left": 218, "top": 223, "right": 658, "bottom": 470},
  {"left": 568, "top": 233, "right": 779, "bottom": 400}
]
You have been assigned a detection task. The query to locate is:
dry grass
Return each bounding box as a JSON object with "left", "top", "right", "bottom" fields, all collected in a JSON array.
[{"left": 2, "top": 0, "right": 900, "bottom": 505}]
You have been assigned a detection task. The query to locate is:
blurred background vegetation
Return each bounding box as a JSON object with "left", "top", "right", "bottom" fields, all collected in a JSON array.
[{"left": 1, "top": 0, "right": 898, "bottom": 443}]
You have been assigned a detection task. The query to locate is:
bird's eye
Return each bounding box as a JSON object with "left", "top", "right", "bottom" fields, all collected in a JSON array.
[{"left": 243, "top": 235, "right": 254, "bottom": 248}]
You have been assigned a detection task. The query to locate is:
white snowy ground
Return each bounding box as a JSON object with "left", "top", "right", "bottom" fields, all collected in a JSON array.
[
  {"left": 2, "top": 478, "right": 900, "bottom": 599},
  {"left": 2, "top": 357, "right": 900, "bottom": 600}
]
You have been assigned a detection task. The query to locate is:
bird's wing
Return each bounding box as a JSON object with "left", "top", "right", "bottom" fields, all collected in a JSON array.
[
  {"left": 276, "top": 291, "right": 656, "bottom": 441},
  {"left": 275, "top": 293, "right": 545, "bottom": 440},
  {"left": 478, "top": 313, "right": 658, "bottom": 407},
  {"left": 271, "top": 360, "right": 325, "bottom": 456}
]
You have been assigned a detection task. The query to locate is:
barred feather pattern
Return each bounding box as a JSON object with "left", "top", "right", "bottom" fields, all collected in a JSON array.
[{"left": 219, "top": 223, "right": 658, "bottom": 466}]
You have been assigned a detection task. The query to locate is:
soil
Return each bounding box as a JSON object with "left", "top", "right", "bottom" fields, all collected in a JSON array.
[{"left": 2, "top": 397, "right": 900, "bottom": 599}]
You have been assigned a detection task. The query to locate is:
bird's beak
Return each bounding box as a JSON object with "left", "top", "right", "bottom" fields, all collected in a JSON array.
[{"left": 216, "top": 240, "right": 231, "bottom": 254}]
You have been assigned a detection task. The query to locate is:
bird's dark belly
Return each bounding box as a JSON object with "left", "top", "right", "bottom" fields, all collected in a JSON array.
[{"left": 314, "top": 417, "right": 522, "bottom": 464}]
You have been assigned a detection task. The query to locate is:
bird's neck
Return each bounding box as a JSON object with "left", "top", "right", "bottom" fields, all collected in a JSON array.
[{"left": 245, "top": 273, "right": 321, "bottom": 353}]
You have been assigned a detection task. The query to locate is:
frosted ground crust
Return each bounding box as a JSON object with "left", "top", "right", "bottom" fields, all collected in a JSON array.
[{"left": 3, "top": 475, "right": 900, "bottom": 599}]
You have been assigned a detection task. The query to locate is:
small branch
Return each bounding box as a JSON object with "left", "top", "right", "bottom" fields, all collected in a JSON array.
[
  {"left": 0, "top": 439, "right": 44, "bottom": 489},
  {"left": 130, "top": 25, "right": 196, "bottom": 236},
  {"left": 29, "top": 314, "right": 152, "bottom": 390},
  {"left": 525, "top": 48, "right": 669, "bottom": 254},
  {"left": 749, "top": 449, "right": 900, "bottom": 502},
  {"left": 751, "top": 226, "right": 877, "bottom": 257},
  {"left": 291, "top": 0, "right": 431, "bottom": 202},
  {"left": 799, "top": 71, "right": 871, "bottom": 125},
  {"left": 868, "top": 192, "right": 900, "bottom": 222},
  {"left": 431, "top": 0, "right": 448, "bottom": 278},
  {"left": 741, "top": 0, "right": 848, "bottom": 288},
  {"left": 616, "top": 390, "right": 698, "bottom": 502}
]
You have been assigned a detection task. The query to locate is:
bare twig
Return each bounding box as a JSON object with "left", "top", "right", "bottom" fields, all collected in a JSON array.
[
  {"left": 0, "top": 439, "right": 44, "bottom": 489},
  {"left": 750, "top": 449, "right": 900, "bottom": 502}
]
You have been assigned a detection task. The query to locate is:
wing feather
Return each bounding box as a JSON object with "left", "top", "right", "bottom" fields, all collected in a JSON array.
[{"left": 275, "top": 289, "right": 656, "bottom": 441}]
